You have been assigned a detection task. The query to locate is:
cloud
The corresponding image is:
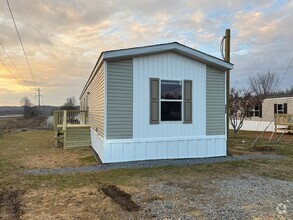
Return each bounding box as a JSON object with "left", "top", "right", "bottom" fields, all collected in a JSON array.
[
  {"left": 0, "top": 0, "right": 292, "bottom": 105},
  {"left": 230, "top": 1, "right": 293, "bottom": 88}
]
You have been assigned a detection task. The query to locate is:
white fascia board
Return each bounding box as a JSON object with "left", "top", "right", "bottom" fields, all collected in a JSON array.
[{"left": 103, "top": 42, "right": 233, "bottom": 71}]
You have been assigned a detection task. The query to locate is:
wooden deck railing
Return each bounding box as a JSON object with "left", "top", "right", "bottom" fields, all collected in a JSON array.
[
  {"left": 54, "top": 110, "right": 88, "bottom": 131},
  {"left": 275, "top": 114, "right": 293, "bottom": 126}
]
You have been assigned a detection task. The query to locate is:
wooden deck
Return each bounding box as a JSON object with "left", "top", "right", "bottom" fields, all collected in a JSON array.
[
  {"left": 275, "top": 114, "right": 293, "bottom": 133},
  {"left": 54, "top": 110, "right": 91, "bottom": 149}
]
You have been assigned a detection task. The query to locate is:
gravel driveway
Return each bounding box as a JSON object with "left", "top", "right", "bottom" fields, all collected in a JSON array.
[{"left": 134, "top": 173, "right": 293, "bottom": 219}]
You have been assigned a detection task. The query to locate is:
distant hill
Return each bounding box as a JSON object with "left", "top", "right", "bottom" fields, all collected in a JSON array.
[
  {"left": 0, "top": 106, "right": 23, "bottom": 115},
  {"left": 0, "top": 105, "right": 61, "bottom": 117}
]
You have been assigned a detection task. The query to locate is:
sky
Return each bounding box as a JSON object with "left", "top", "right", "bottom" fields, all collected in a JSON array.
[{"left": 0, "top": 0, "right": 292, "bottom": 106}]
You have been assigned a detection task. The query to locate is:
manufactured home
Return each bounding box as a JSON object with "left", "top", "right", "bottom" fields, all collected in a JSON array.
[
  {"left": 80, "top": 42, "right": 233, "bottom": 163},
  {"left": 235, "top": 94, "right": 293, "bottom": 132}
]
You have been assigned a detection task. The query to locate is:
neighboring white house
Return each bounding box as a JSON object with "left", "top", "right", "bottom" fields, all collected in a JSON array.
[
  {"left": 232, "top": 94, "right": 293, "bottom": 132},
  {"left": 80, "top": 42, "right": 233, "bottom": 163}
]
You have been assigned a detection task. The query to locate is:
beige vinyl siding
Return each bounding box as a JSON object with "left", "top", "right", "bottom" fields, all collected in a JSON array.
[
  {"left": 206, "top": 66, "right": 225, "bottom": 135},
  {"left": 107, "top": 59, "right": 133, "bottom": 139},
  {"left": 81, "top": 62, "right": 105, "bottom": 137},
  {"left": 248, "top": 97, "right": 293, "bottom": 122}
]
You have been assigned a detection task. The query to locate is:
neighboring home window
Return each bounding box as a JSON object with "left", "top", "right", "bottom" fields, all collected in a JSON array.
[
  {"left": 161, "top": 80, "right": 182, "bottom": 121},
  {"left": 250, "top": 105, "right": 261, "bottom": 117},
  {"left": 277, "top": 104, "right": 284, "bottom": 114},
  {"left": 274, "top": 103, "right": 287, "bottom": 114}
]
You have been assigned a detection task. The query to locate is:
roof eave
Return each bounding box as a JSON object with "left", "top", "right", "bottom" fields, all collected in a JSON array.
[{"left": 103, "top": 42, "right": 233, "bottom": 70}]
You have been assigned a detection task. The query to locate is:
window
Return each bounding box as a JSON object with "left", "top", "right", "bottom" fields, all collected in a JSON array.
[
  {"left": 277, "top": 104, "right": 284, "bottom": 114},
  {"left": 150, "top": 78, "right": 192, "bottom": 124},
  {"left": 160, "top": 80, "right": 182, "bottom": 121},
  {"left": 250, "top": 105, "right": 260, "bottom": 117},
  {"left": 274, "top": 103, "right": 288, "bottom": 114}
]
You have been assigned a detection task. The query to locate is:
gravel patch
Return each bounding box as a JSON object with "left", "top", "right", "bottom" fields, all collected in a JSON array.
[
  {"left": 138, "top": 174, "right": 293, "bottom": 219},
  {"left": 193, "top": 174, "right": 293, "bottom": 219},
  {"left": 213, "top": 174, "right": 293, "bottom": 219},
  {"left": 22, "top": 154, "right": 284, "bottom": 175}
]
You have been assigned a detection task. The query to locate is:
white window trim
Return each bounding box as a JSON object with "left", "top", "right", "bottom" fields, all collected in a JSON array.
[
  {"left": 250, "top": 105, "right": 260, "bottom": 117},
  {"left": 277, "top": 103, "right": 285, "bottom": 114},
  {"left": 159, "top": 79, "right": 183, "bottom": 123}
]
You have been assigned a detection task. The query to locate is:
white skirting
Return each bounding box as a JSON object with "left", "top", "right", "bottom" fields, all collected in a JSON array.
[
  {"left": 90, "top": 129, "right": 104, "bottom": 160},
  {"left": 91, "top": 129, "right": 226, "bottom": 163}
]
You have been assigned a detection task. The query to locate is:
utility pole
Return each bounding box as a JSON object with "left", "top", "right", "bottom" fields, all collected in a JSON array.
[
  {"left": 225, "top": 29, "right": 231, "bottom": 146},
  {"left": 35, "top": 88, "right": 42, "bottom": 115}
]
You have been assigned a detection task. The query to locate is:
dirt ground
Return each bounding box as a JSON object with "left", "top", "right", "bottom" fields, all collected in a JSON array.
[
  {"left": 0, "top": 189, "right": 23, "bottom": 219},
  {"left": 0, "top": 127, "right": 292, "bottom": 219}
]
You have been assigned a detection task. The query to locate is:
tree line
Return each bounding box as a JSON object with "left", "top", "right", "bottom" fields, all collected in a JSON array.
[{"left": 20, "top": 96, "right": 78, "bottom": 118}]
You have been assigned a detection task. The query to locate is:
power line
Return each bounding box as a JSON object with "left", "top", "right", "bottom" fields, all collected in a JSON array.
[
  {"left": 0, "top": 41, "right": 28, "bottom": 85},
  {"left": 6, "top": 0, "right": 38, "bottom": 88},
  {"left": 0, "top": 56, "right": 34, "bottom": 98}
]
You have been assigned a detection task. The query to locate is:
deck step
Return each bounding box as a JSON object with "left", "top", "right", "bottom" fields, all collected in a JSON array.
[
  {"left": 64, "top": 141, "right": 91, "bottom": 148},
  {"left": 63, "top": 125, "right": 91, "bottom": 149}
]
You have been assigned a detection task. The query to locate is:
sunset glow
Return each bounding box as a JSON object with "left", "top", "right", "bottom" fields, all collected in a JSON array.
[{"left": 0, "top": 0, "right": 292, "bottom": 106}]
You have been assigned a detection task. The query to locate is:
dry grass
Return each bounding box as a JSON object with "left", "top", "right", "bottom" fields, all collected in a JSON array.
[
  {"left": 0, "top": 131, "right": 96, "bottom": 169},
  {"left": 0, "top": 117, "right": 46, "bottom": 132},
  {"left": 0, "top": 129, "right": 292, "bottom": 219}
]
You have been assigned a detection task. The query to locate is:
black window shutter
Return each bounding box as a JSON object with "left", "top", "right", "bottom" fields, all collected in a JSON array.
[
  {"left": 284, "top": 103, "right": 288, "bottom": 114},
  {"left": 150, "top": 78, "right": 159, "bottom": 124},
  {"left": 259, "top": 104, "right": 262, "bottom": 118},
  {"left": 274, "top": 104, "right": 277, "bottom": 114},
  {"left": 183, "top": 80, "right": 192, "bottom": 123}
]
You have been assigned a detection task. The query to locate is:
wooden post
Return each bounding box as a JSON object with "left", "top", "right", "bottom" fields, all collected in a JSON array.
[
  {"left": 63, "top": 110, "right": 67, "bottom": 131},
  {"left": 275, "top": 114, "right": 277, "bottom": 133},
  {"left": 54, "top": 111, "right": 58, "bottom": 147},
  {"left": 54, "top": 111, "right": 57, "bottom": 131},
  {"left": 225, "top": 29, "right": 231, "bottom": 148}
]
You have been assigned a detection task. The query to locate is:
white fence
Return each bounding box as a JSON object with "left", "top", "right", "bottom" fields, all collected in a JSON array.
[{"left": 229, "top": 120, "right": 275, "bottom": 132}]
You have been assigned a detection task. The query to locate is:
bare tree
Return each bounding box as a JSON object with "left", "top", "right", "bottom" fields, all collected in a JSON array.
[
  {"left": 285, "top": 85, "right": 293, "bottom": 94},
  {"left": 20, "top": 96, "right": 38, "bottom": 118},
  {"left": 229, "top": 88, "right": 263, "bottom": 137},
  {"left": 61, "top": 96, "right": 77, "bottom": 110},
  {"left": 20, "top": 96, "right": 32, "bottom": 108},
  {"left": 248, "top": 71, "right": 280, "bottom": 95}
]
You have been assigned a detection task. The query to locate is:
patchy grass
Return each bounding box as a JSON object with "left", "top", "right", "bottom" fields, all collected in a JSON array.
[
  {"left": 0, "top": 129, "right": 292, "bottom": 218},
  {"left": 79, "top": 155, "right": 97, "bottom": 164},
  {"left": 228, "top": 130, "right": 293, "bottom": 156}
]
